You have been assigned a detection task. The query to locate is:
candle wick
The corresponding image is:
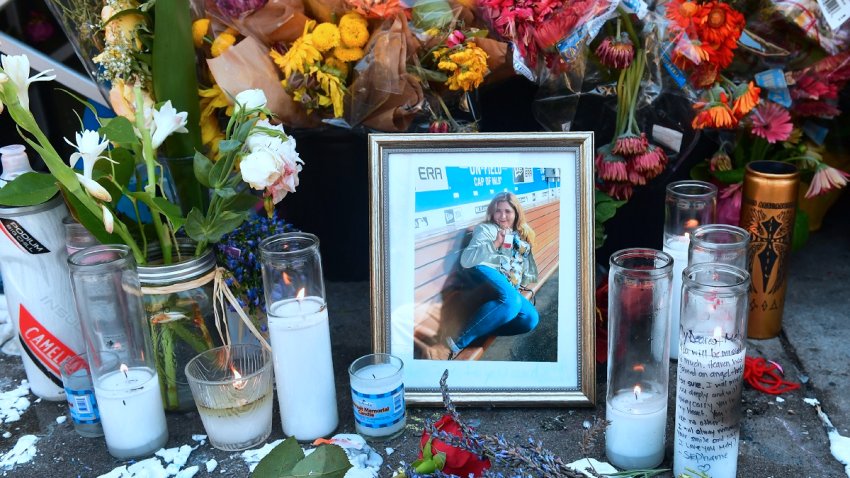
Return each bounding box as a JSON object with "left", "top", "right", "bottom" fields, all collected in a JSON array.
[
  {"left": 123, "top": 369, "right": 128, "bottom": 379},
  {"left": 634, "top": 390, "right": 638, "bottom": 400}
]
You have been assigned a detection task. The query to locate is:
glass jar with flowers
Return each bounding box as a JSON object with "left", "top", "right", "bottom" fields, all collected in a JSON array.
[{"left": 0, "top": 48, "right": 302, "bottom": 410}]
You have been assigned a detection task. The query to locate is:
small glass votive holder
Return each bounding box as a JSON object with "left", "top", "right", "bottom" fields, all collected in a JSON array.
[
  {"left": 688, "top": 224, "right": 750, "bottom": 270},
  {"left": 349, "top": 354, "right": 405, "bottom": 440},
  {"left": 59, "top": 353, "right": 103, "bottom": 438},
  {"left": 185, "top": 344, "right": 274, "bottom": 451}
]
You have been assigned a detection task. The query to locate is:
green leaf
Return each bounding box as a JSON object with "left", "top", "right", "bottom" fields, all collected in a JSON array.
[
  {"left": 93, "top": 148, "right": 135, "bottom": 205},
  {"left": 183, "top": 209, "right": 247, "bottom": 243},
  {"left": 689, "top": 162, "right": 711, "bottom": 182},
  {"left": 208, "top": 153, "right": 230, "bottom": 188},
  {"left": 407, "top": 65, "right": 449, "bottom": 83},
  {"left": 193, "top": 151, "right": 213, "bottom": 188},
  {"left": 214, "top": 187, "right": 237, "bottom": 199},
  {"left": 792, "top": 209, "right": 809, "bottom": 252},
  {"left": 253, "top": 438, "right": 304, "bottom": 478},
  {"left": 284, "top": 444, "right": 352, "bottom": 478},
  {"left": 153, "top": 0, "right": 201, "bottom": 158},
  {"left": 151, "top": 197, "right": 186, "bottom": 230},
  {"left": 712, "top": 168, "right": 745, "bottom": 184},
  {"left": 60, "top": 184, "right": 124, "bottom": 245},
  {"left": 412, "top": 0, "right": 454, "bottom": 29},
  {"left": 183, "top": 208, "right": 208, "bottom": 243},
  {"left": 100, "top": 116, "right": 137, "bottom": 144},
  {"left": 432, "top": 451, "right": 446, "bottom": 469},
  {"left": 221, "top": 192, "right": 259, "bottom": 212},
  {"left": 217, "top": 139, "right": 242, "bottom": 154},
  {"left": 0, "top": 172, "right": 59, "bottom": 206}
]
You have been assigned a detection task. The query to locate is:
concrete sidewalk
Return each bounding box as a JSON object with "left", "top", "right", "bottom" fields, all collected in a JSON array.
[{"left": 0, "top": 202, "right": 847, "bottom": 477}]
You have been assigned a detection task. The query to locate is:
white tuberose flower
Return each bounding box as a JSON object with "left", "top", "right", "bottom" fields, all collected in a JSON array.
[
  {"left": 0, "top": 54, "right": 56, "bottom": 111},
  {"left": 240, "top": 148, "right": 283, "bottom": 190},
  {"left": 234, "top": 89, "right": 267, "bottom": 114},
  {"left": 150, "top": 101, "right": 188, "bottom": 149},
  {"left": 101, "top": 204, "right": 114, "bottom": 233},
  {"left": 65, "top": 130, "right": 112, "bottom": 202}
]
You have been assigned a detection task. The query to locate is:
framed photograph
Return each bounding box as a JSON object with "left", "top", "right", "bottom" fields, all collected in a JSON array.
[{"left": 369, "top": 133, "right": 596, "bottom": 406}]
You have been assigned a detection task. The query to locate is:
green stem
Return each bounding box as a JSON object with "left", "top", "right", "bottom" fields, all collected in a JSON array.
[
  {"left": 167, "top": 318, "right": 212, "bottom": 355},
  {"left": 157, "top": 320, "right": 180, "bottom": 409},
  {"left": 618, "top": 7, "right": 641, "bottom": 47}
]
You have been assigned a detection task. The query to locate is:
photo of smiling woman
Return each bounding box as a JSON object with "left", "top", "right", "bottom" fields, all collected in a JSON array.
[{"left": 449, "top": 192, "right": 539, "bottom": 354}]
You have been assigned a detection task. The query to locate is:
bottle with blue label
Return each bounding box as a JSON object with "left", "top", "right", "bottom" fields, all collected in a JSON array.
[{"left": 59, "top": 355, "right": 103, "bottom": 438}]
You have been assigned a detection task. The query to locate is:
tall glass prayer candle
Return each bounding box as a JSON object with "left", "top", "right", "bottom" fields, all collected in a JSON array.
[
  {"left": 688, "top": 224, "right": 749, "bottom": 270},
  {"left": 674, "top": 263, "right": 750, "bottom": 478},
  {"left": 68, "top": 245, "right": 167, "bottom": 458},
  {"left": 663, "top": 180, "right": 717, "bottom": 360},
  {"left": 260, "top": 233, "right": 338, "bottom": 441},
  {"left": 606, "top": 249, "right": 673, "bottom": 469}
]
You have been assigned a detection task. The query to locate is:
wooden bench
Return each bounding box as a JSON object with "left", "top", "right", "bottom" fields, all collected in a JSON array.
[{"left": 412, "top": 200, "right": 561, "bottom": 360}]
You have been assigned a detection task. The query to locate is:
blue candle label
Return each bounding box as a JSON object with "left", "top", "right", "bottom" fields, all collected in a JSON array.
[
  {"left": 351, "top": 384, "right": 405, "bottom": 429},
  {"left": 65, "top": 387, "right": 100, "bottom": 424}
]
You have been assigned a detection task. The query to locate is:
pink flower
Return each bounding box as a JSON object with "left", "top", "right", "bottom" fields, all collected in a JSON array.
[
  {"left": 264, "top": 160, "right": 301, "bottom": 204},
  {"left": 612, "top": 132, "right": 648, "bottom": 156},
  {"left": 599, "top": 181, "right": 634, "bottom": 200},
  {"left": 750, "top": 101, "right": 792, "bottom": 143},
  {"left": 595, "top": 147, "right": 628, "bottom": 181},
  {"left": 595, "top": 34, "right": 634, "bottom": 70},
  {"left": 805, "top": 164, "right": 850, "bottom": 198},
  {"left": 632, "top": 144, "right": 667, "bottom": 176},
  {"left": 793, "top": 100, "right": 842, "bottom": 118},
  {"left": 446, "top": 30, "right": 466, "bottom": 48},
  {"left": 717, "top": 182, "right": 743, "bottom": 226}
]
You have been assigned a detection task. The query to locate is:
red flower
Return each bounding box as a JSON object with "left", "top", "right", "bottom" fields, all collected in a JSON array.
[
  {"left": 595, "top": 34, "right": 635, "bottom": 70},
  {"left": 419, "top": 415, "right": 491, "bottom": 477}
]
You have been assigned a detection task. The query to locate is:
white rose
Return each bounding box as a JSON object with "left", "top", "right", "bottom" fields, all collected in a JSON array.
[
  {"left": 246, "top": 119, "right": 287, "bottom": 152},
  {"left": 240, "top": 148, "right": 283, "bottom": 190},
  {"left": 234, "top": 89, "right": 267, "bottom": 113}
]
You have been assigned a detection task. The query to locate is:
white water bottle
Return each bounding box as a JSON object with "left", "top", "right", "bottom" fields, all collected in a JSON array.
[{"left": 0, "top": 145, "right": 85, "bottom": 400}]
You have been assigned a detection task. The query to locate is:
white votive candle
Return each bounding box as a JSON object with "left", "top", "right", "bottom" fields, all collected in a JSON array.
[
  {"left": 268, "top": 297, "right": 338, "bottom": 441},
  {"left": 349, "top": 354, "right": 405, "bottom": 440},
  {"left": 197, "top": 389, "right": 273, "bottom": 450},
  {"left": 94, "top": 366, "right": 168, "bottom": 458},
  {"left": 606, "top": 385, "right": 667, "bottom": 469},
  {"left": 663, "top": 235, "right": 690, "bottom": 360}
]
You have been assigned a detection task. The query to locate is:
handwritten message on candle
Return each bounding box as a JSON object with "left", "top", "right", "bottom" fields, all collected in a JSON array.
[{"left": 674, "top": 331, "right": 745, "bottom": 476}]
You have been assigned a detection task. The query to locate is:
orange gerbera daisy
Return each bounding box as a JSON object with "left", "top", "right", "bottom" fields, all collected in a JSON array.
[
  {"left": 666, "top": 0, "right": 701, "bottom": 31},
  {"left": 692, "top": 91, "right": 737, "bottom": 129},
  {"left": 732, "top": 81, "right": 761, "bottom": 117},
  {"left": 695, "top": 2, "right": 745, "bottom": 47}
]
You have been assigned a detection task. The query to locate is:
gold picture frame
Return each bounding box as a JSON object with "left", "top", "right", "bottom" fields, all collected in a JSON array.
[{"left": 369, "top": 132, "right": 596, "bottom": 406}]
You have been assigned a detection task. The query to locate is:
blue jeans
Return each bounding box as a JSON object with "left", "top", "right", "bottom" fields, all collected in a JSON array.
[{"left": 454, "top": 266, "right": 539, "bottom": 349}]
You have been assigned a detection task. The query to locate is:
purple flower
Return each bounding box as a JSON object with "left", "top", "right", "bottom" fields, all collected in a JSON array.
[{"left": 215, "top": 0, "right": 268, "bottom": 19}]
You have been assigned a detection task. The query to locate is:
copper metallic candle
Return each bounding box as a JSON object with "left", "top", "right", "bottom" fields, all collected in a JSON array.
[{"left": 739, "top": 161, "right": 799, "bottom": 339}]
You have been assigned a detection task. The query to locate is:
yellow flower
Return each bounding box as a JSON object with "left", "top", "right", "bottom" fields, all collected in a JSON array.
[
  {"left": 339, "top": 13, "right": 369, "bottom": 48},
  {"left": 313, "top": 67, "right": 346, "bottom": 117},
  {"left": 192, "top": 19, "right": 210, "bottom": 48},
  {"left": 332, "top": 45, "right": 365, "bottom": 62},
  {"left": 211, "top": 28, "right": 239, "bottom": 57},
  {"left": 324, "top": 57, "right": 350, "bottom": 78},
  {"left": 198, "top": 84, "right": 229, "bottom": 157},
  {"left": 312, "top": 23, "right": 341, "bottom": 52},
  {"left": 270, "top": 21, "right": 323, "bottom": 77},
  {"left": 101, "top": 0, "right": 145, "bottom": 51},
  {"left": 437, "top": 42, "right": 489, "bottom": 91}
]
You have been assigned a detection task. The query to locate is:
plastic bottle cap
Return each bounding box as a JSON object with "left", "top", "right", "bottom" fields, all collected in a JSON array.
[{"left": 0, "top": 144, "right": 35, "bottom": 182}]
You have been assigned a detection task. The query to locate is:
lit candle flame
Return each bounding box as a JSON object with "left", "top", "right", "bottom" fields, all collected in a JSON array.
[
  {"left": 296, "top": 288, "right": 305, "bottom": 300},
  {"left": 120, "top": 363, "right": 129, "bottom": 379},
  {"left": 632, "top": 364, "right": 645, "bottom": 372},
  {"left": 685, "top": 219, "right": 699, "bottom": 231},
  {"left": 283, "top": 272, "right": 291, "bottom": 285},
  {"left": 713, "top": 326, "right": 723, "bottom": 339},
  {"left": 231, "top": 366, "right": 247, "bottom": 390},
  {"left": 634, "top": 385, "right": 641, "bottom": 400}
]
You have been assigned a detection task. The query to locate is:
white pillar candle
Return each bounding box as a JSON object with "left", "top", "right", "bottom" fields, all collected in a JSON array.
[
  {"left": 674, "top": 331, "right": 746, "bottom": 478},
  {"left": 197, "top": 389, "right": 274, "bottom": 450},
  {"left": 94, "top": 366, "right": 168, "bottom": 458},
  {"left": 267, "top": 297, "right": 338, "bottom": 441},
  {"left": 663, "top": 235, "right": 690, "bottom": 360},
  {"left": 605, "top": 384, "right": 667, "bottom": 469},
  {"left": 350, "top": 360, "right": 405, "bottom": 439}
]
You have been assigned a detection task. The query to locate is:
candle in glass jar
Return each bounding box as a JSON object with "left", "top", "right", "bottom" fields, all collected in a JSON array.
[
  {"left": 197, "top": 390, "right": 274, "bottom": 449},
  {"left": 606, "top": 384, "right": 667, "bottom": 469},
  {"left": 664, "top": 235, "right": 690, "bottom": 360},
  {"left": 674, "top": 328, "right": 746, "bottom": 478},
  {"left": 349, "top": 354, "right": 405, "bottom": 440},
  {"left": 267, "top": 296, "right": 338, "bottom": 441},
  {"left": 94, "top": 365, "right": 168, "bottom": 459}
]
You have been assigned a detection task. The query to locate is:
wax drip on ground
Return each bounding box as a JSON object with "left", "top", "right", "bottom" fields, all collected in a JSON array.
[
  {"left": 805, "top": 398, "right": 850, "bottom": 478},
  {"left": 744, "top": 356, "right": 801, "bottom": 394}
]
